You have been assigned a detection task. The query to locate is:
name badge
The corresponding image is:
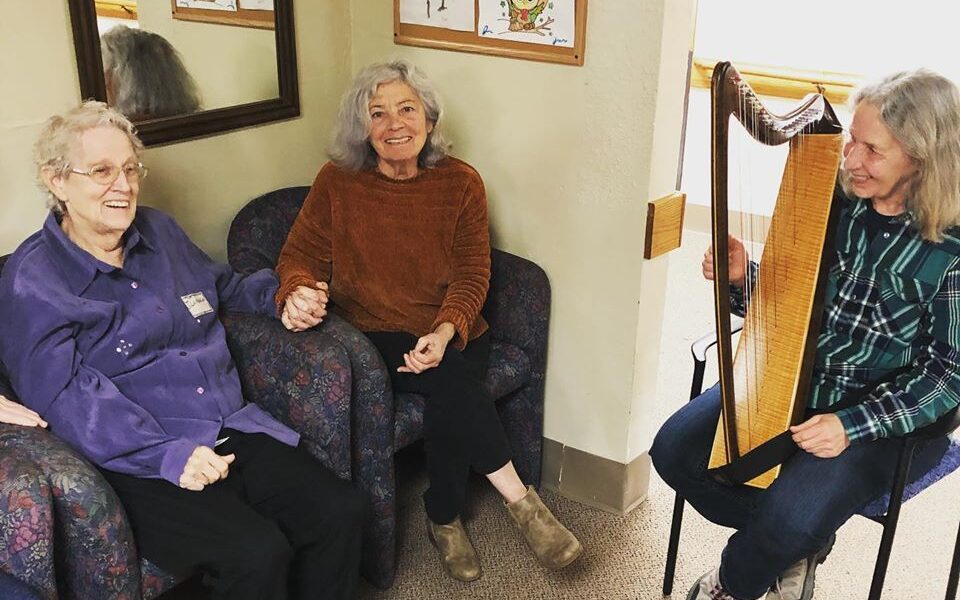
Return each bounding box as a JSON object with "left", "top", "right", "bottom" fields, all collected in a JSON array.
[{"left": 181, "top": 292, "right": 214, "bottom": 318}]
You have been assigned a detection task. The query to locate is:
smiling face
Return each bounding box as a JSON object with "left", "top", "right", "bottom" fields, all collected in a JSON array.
[
  {"left": 842, "top": 102, "right": 918, "bottom": 210},
  {"left": 45, "top": 125, "right": 140, "bottom": 242},
  {"left": 367, "top": 80, "right": 434, "bottom": 179}
]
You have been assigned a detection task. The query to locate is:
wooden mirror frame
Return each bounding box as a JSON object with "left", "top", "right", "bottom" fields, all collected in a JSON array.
[{"left": 67, "top": 0, "right": 299, "bottom": 146}]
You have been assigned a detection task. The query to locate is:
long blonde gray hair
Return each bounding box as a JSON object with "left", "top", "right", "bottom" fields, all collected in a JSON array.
[{"left": 846, "top": 69, "right": 960, "bottom": 242}]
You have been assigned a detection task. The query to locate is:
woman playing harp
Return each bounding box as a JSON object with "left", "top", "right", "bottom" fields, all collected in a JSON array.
[{"left": 651, "top": 68, "right": 960, "bottom": 600}]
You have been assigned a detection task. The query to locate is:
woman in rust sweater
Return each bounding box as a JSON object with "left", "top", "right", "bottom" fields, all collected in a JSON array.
[{"left": 275, "top": 60, "right": 581, "bottom": 582}]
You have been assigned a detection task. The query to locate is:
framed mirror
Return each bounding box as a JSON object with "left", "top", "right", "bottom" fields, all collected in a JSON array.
[{"left": 67, "top": 0, "right": 299, "bottom": 146}]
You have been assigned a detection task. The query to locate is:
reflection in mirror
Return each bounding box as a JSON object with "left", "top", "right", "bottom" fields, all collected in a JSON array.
[
  {"left": 68, "top": 0, "right": 298, "bottom": 146},
  {"left": 101, "top": 25, "right": 203, "bottom": 120},
  {"left": 97, "top": 3, "right": 280, "bottom": 118}
]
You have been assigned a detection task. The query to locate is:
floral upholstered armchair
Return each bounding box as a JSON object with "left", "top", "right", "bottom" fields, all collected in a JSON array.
[
  {"left": 0, "top": 254, "right": 354, "bottom": 600},
  {"left": 228, "top": 186, "right": 551, "bottom": 588}
]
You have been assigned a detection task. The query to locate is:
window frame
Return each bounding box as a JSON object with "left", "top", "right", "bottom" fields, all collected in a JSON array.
[
  {"left": 690, "top": 57, "right": 862, "bottom": 106},
  {"left": 95, "top": 1, "right": 138, "bottom": 20}
]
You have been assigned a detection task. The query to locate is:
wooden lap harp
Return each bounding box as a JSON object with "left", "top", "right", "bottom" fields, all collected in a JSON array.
[{"left": 708, "top": 62, "right": 844, "bottom": 488}]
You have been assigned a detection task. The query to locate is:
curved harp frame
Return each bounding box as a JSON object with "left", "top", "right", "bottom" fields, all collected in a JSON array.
[{"left": 710, "top": 62, "right": 843, "bottom": 487}]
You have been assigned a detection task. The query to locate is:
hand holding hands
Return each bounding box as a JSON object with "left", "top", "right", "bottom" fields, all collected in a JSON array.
[
  {"left": 790, "top": 413, "right": 850, "bottom": 458},
  {"left": 703, "top": 235, "right": 749, "bottom": 288},
  {"left": 0, "top": 395, "right": 47, "bottom": 427},
  {"left": 398, "top": 323, "right": 455, "bottom": 375},
  {"left": 281, "top": 282, "right": 329, "bottom": 332},
  {"left": 179, "top": 445, "right": 235, "bottom": 491}
]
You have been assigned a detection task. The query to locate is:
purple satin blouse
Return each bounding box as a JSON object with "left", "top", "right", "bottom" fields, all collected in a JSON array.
[{"left": 0, "top": 208, "right": 298, "bottom": 485}]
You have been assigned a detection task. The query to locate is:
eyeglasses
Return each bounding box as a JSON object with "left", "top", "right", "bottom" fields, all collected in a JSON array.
[{"left": 68, "top": 162, "right": 148, "bottom": 186}]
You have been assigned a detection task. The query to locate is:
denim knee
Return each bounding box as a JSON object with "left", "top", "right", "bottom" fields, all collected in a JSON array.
[
  {"left": 650, "top": 424, "right": 680, "bottom": 482},
  {"left": 651, "top": 388, "right": 723, "bottom": 491}
]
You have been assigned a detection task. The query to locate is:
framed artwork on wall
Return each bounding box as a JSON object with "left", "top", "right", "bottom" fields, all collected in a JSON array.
[
  {"left": 171, "top": 0, "right": 275, "bottom": 30},
  {"left": 395, "top": 0, "right": 587, "bottom": 66}
]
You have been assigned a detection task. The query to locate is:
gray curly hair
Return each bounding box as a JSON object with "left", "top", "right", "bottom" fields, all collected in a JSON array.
[
  {"left": 329, "top": 59, "right": 451, "bottom": 171},
  {"left": 33, "top": 100, "right": 144, "bottom": 215}
]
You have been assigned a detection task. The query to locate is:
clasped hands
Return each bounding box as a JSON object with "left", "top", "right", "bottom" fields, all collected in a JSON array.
[
  {"left": 397, "top": 322, "right": 456, "bottom": 375},
  {"left": 179, "top": 445, "right": 235, "bottom": 491},
  {"left": 281, "top": 282, "right": 329, "bottom": 332}
]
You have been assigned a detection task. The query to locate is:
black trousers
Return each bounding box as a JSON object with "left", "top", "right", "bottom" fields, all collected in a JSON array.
[
  {"left": 101, "top": 430, "right": 365, "bottom": 600},
  {"left": 365, "top": 331, "right": 513, "bottom": 524}
]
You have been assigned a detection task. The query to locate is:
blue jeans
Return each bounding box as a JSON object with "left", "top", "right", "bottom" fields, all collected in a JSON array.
[{"left": 650, "top": 384, "right": 949, "bottom": 600}]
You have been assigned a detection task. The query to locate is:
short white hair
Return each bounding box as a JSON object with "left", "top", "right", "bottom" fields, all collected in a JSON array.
[{"left": 33, "top": 100, "right": 144, "bottom": 215}]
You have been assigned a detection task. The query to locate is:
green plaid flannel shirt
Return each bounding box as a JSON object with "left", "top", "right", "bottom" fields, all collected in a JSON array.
[{"left": 731, "top": 197, "right": 960, "bottom": 443}]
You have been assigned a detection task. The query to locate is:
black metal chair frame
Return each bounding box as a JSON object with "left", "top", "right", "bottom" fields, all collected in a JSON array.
[{"left": 661, "top": 318, "right": 960, "bottom": 600}]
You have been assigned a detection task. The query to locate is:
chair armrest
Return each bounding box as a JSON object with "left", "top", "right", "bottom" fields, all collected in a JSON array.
[
  {"left": 0, "top": 425, "right": 139, "bottom": 599},
  {"left": 484, "top": 249, "right": 550, "bottom": 361},
  {"left": 315, "top": 314, "right": 396, "bottom": 455},
  {"left": 221, "top": 312, "right": 353, "bottom": 479},
  {"left": 690, "top": 316, "right": 744, "bottom": 364},
  {"left": 308, "top": 315, "right": 398, "bottom": 588}
]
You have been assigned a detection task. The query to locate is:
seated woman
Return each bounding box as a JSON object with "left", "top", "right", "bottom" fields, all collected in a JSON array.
[
  {"left": 0, "top": 101, "right": 364, "bottom": 600},
  {"left": 101, "top": 25, "right": 202, "bottom": 120},
  {"left": 275, "top": 59, "right": 582, "bottom": 582},
  {"left": 653, "top": 69, "right": 960, "bottom": 600}
]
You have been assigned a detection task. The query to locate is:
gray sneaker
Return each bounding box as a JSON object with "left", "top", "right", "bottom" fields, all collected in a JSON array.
[
  {"left": 687, "top": 568, "right": 765, "bottom": 600},
  {"left": 766, "top": 535, "right": 836, "bottom": 600}
]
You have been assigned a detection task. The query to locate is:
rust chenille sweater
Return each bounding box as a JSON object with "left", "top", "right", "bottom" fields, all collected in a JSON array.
[{"left": 275, "top": 157, "right": 491, "bottom": 350}]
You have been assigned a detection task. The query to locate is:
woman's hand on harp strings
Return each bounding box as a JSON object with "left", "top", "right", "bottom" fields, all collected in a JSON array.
[
  {"left": 790, "top": 414, "right": 851, "bottom": 458},
  {"left": 702, "top": 235, "right": 749, "bottom": 288}
]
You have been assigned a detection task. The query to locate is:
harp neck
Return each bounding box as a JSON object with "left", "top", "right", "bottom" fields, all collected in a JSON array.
[{"left": 712, "top": 62, "right": 843, "bottom": 146}]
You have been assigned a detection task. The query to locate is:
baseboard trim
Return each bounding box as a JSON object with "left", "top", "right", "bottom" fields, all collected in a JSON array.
[{"left": 540, "top": 438, "right": 651, "bottom": 515}]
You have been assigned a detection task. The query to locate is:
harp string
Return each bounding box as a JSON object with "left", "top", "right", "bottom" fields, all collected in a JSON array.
[
  {"left": 734, "top": 83, "right": 759, "bottom": 457},
  {"left": 736, "top": 91, "right": 815, "bottom": 457},
  {"left": 752, "top": 92, "right": 759, "bottom": 453}
]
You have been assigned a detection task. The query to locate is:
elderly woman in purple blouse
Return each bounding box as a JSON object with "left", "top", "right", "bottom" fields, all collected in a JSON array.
[{"left": 0, "top": 101, "right": 364, "bottom": 600}]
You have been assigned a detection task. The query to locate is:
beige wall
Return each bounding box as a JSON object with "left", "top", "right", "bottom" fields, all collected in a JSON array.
[
  {"left": 0, "top": 1, "right": 352, "bottom": 260},
  {"left": 348, "top": 0, "right": 696, "bottom": 464},
  {"left": 0, "top": 2, "right": 79, "bottom": 254},
  {"left": 629, "top": 0, "right": 698, "bottom": 457},
  {"left": 137, "top": 4, "right": 278, "bottom": 110}
]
